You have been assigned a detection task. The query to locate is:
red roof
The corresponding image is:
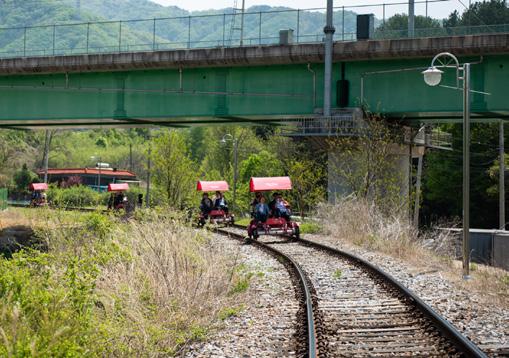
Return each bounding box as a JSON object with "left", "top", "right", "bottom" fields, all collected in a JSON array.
[
  {"left": 36, "top": 168, "right": 136, "bottom": 177},
  {"left": 249, "top": 177, "right": 292, "bottom": 192},
  {"left": 197, "top": 180, "right": 229, "bottom": 192},
  {"left": 108, "top": 183, "right": 129, "bottom": 192},
  {"left": 29, "top": 183, "right": 48, "bottom": 191}
]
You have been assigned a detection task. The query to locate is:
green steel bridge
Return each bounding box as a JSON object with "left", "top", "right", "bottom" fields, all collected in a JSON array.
[{"left": 0, "top": 22, "right": 508, "bottom": 129}]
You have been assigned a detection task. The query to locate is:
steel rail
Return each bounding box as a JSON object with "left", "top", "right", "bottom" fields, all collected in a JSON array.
[
  {"left": 297, "top": 237, "right": 487, "bottom": 358},
  {"left": 215, "top": 227, "right": 318, "bottom": 358},
  {"left": 230, "top": 223, "right": 486, "bottom": 356}
]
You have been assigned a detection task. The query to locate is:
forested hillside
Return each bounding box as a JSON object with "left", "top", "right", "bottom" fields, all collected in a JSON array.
[{"left": 0, "top": 0, "right": 359, "bottom": 55}]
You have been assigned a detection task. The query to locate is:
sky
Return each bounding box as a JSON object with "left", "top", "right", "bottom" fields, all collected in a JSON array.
[{"left": 149, "top": 0, "right": 472, "bottom": 19}]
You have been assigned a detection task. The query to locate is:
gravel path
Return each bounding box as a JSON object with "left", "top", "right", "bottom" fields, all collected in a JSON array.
[
  {"left": 305, "top": 233, "right": 509, "bottom": 357},
  {"left": 185, "top": 232, "right": 300, "bottom": 358}
]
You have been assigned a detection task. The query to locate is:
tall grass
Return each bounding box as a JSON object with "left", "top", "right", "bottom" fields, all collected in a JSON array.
[
  {"left": 318, "top": 197, "right": 423, "bottom": 260},
  {"left": 97, "top": 214, "right": 238, "bottom": 355},
  {"left": 317, "top": 198, "right": 509, "bottom": 306},
  {"left": 0, "top": 209, "right": 239, "bottom": 356}
]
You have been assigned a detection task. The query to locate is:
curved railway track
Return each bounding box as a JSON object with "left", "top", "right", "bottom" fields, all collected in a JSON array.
[
  {"left": 215, "top": 226, "right": 318, "bottom": 357},
  {"left": 215, "top": 224, "right": 487, "bottom": 358}
]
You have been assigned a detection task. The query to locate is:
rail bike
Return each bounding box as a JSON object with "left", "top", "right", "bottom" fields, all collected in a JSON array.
[
  {"left": 196, "top": 180, "right": 234, "bottom": 227},
  {"left": 107, "top": 183, "right": 129, "bottom": 211},
  {"left": 247, "top": 176, "right": 300, "bottom": 240},
  {"left": 29, "top": 183, "right": 48, "bottom": 207}
]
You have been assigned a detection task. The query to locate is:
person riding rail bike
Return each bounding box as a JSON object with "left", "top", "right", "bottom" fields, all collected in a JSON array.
[
  {"left": 254, "top": 196, "right": 269, "bottom": 224},
  {"left": 213, "top": 191, "right": 229, "bottom": 214},
  {"left": 200, "top": 193, "right": 213, "bottom": 219}
]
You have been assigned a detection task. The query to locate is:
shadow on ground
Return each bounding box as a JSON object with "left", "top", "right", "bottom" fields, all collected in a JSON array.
[{"left": 0, "top": 225, "right": 47, "bottom": 257}]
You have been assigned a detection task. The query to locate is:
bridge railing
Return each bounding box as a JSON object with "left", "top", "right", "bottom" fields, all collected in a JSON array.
[{"left": 0, "top": 0, "right": 507, "bottom": 59}]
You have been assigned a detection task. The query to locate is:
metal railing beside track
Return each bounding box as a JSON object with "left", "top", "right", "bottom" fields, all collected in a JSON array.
[{"left": 0, "top": 0, "right": 508, "bottom": 59}]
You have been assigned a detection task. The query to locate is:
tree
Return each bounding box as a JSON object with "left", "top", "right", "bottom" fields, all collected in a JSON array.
[
  {"left": 421, "top": 122, "right": 501, "bottom": 228},
  {"left": 151, "top": 130, "right": 196, "bottom": 209},
  {"left": 376, "top": 14, "right": 442, "bottom": 38},
  {"left": 444, "top": 0, "right": 509, "bottom": 27},
  {"left": 286, "top": 159, "right": 325, "bottom": 217},
  {"left": 41, "top": 130, "right": 57, "bottom": 183},
  {"left": 13, "top": 164, "right": 39, "bottom": 193},
  {"left": 328, "top": 117, "right": 408, "bottom": 215}
]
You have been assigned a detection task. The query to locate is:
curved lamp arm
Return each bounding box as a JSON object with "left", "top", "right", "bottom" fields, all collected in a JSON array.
[{"left": 423, "top": 52, "right": 462, "bottom": 88}]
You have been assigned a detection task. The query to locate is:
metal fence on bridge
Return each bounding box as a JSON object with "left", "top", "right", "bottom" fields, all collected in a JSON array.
[{"left": 0, "top": 0, "right": 508, "bottom": 59}]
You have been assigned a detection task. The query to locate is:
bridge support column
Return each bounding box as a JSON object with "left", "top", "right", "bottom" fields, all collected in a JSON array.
[
  {"left": 328, "top": 136, "right": 422, "bottom": 218},
  {"left": 323, "top": 0, "right": 335, "bottom": 117}
]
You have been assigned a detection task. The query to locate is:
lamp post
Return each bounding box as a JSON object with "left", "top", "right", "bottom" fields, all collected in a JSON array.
[
  {"left": 91, "top": 155, "right": 102, "bottom": 192},
  {"left": 221, "top": 134, "right": 238, "bottom": 212},
  {"left": 422, "top": 52, "right": 471, "bottom": 279}
]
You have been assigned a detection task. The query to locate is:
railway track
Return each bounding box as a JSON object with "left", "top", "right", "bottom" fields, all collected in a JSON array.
[
  {"left": 215, "top": 224, "right": 487, "bottom": 358},
  {"left": 215, "top": 226, "right": 318, "bottom": 357}
]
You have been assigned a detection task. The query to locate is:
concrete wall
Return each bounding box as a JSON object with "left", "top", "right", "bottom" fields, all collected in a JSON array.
[{"left": 493, "top": 233, "right": 509, "bottom": 270}]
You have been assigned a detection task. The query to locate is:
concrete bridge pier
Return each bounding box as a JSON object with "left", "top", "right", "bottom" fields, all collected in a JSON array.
[{"left": 327, "top": 141, "right": 418, "bottom": 214}]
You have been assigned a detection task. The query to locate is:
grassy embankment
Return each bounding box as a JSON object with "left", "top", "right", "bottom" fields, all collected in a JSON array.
[
  {"left": 0, "top": 207, "right": 249, "bottom": 356},
  {"left": 317, "top": 198, "right": 509, "bottom": 307}
]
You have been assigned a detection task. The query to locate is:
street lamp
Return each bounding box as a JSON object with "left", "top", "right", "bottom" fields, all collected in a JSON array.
[
  {"left": 422, "top": 52, "right": 471, "bottom": 279},
  {"left": 221, "top": 134, "right": 238, "bottom": 212},
  {"left": 422, "top": 66, "right": 444, "bottom": 87},
  {"left": 90, "top": 155, "right": 102, "bottom": 192}
]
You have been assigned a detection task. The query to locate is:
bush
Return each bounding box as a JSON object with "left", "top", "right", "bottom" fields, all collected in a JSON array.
[
  {"left": 47, "top": 185, "right": 102, "bottom": 208},
  {"left": 12, "top": 164, "right": 38, "bottom": 195},
  {"left": 0, "top": 209, "right": 240, "bottom": 355},
  {"left": 0, "top": 250, "right": 99, "bottom": 356}
]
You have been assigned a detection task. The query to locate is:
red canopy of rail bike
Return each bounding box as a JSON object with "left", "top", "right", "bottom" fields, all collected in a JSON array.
[
  {"left": 249, "top": 177, "right": 292, "bottom": 192},
  {"left": 29, "top": 183, "right": 48, "bottom": 191},
  {"left": 108, "top": 183, "right": 129, "bottom": 192},
  {"left": 196, "top": 180, "right": 229, "bottom": 192}
]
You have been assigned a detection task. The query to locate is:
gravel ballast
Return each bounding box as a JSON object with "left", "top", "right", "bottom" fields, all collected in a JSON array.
[
  {"left": 185, "top": 232, "right": 300, "bottom": 358},
  {"left": 305, "top": 233, "right": 509, "bottom": 357}
]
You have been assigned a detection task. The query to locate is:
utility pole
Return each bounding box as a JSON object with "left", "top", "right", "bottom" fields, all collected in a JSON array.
[
  {"left": 42, "top": 130, "right": 51, "bottom": 183},
  {"left": 129, "top": 143, "right": 133, "bottom": 172},
  {"left": 462, "top": 63, "right": 471, "bottom": 279},
  {"left": 98, "top": 157, "right": 102, "bottom": 192},
  {"left": 323, "top": 0, "right": 335, "bottom": 117},
  {"left": 500, "top": 120, "right": 505, "bottom": 229},
  {"left": 239, "top": 0, "right": 245, "bottom": 46},
  {"left": 408, "top": 0, "right": 415, "bottom": 37},
  {"left": 146, "top": 137, "right": 151, "bottom": 209},
  {"left": 413, "top": 154, "right": 423, "bottom": 227},
  {"left": 233, "top": 138, "right": 238, "bottom": 211}
]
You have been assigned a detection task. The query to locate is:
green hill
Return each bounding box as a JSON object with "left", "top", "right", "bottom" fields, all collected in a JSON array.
[{"left": 0, "top": 0, "right": 360, "bottom": 56}]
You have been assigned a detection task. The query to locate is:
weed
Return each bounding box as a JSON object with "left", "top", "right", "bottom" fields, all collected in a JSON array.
[
  {"left": 300, "top": 222, "right": 321, "bottom": 234},
  {"left": 229, "top": 277, "right": 250, "bottom": 295},
  {"left": 218, "top": 305, "right": 245, "bottom": 320},
  {"left": 501, "top": 274, "right": 509, "bottom": 286},
  {"left": 470, "top": 263, "right": 478, "bottom": 271},
  {"left": 332, "top": 269, "right": 342, "bottom": 279}
]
